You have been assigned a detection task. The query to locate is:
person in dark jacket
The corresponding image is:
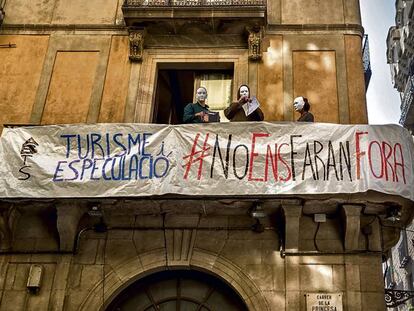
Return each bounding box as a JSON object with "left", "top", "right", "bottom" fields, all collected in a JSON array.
[
  {"left": 183, "top": 87, "right": 219, "bottom": 123},
  {"left": 224, "top": 84, "right": 264, "bottom": 122},
  {"left": 293, "top": 96, "right": 314, "bottom": 122}
]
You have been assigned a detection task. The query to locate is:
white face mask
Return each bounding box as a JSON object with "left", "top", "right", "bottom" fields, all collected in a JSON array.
[
  {"left": 293, "top": 97, "right": 305, "bottom": 111},
  {"left": 240, "top": 86, "right": 250, "bottom": 98},
  {"left": 196, "top": 87, "right": 207, "bottom": 102}
]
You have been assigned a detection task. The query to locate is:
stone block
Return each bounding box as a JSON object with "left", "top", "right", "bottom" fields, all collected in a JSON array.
[
  {"left": 285, "top": 257, "right": 299, "bottom": 291},
  {"left": 300, "top": 255, "right": 344, "bottom": 265},
  {"left": 74, "top": 238, "right": 99, "bottom": 265},
  {"left": 220, "top": 240, "right": 262, "bottom": 266},
  {"left": 80, "top": 265, "right": 103, "bottom": 290},
  {"left": 4, "top": 263, "right": 17, "bottom": 290},
  {"left": 332, "top": 265, "right": 346, "bottom": 291},
  {"left": 345, "top": 264, "right": 360, "bottom": 291},
  {"left": 285, "top": 290, "right": 300, "bottom": 311},
  {"left": 263, "top": 290, "right": 286, "bottom": 311},
  {"left": 35, "top": 238, "right": 59, "bottom": 251},
  {"left": 228, "top": 228, "right": 276, "bottom": 241},
  {"left": 1, "top": 290, "right": 26, "bottom": 311},
  {"left": 134, "top": 215, "right": 163, "bottom": 227},
  {"left": 359, "top": 263, "right": 383, "bottom": 292},
  {"left": 27, "top": 292, "right": 51, "bottom": 311},
  {"left": 198, "top": 216, "right": 229, "bottom": 228},
  {"left": 272, "top": 265, "right": 286, "bottom": 292},
  {"left": 345, "top": 291, "right": 362, "bottom": 311},
  {"left": 107, "top": 229, "right": 133, "bottom": 240},
  {"left": 12, "top": 264, "right": 29, "bottom": 290},
  {"left": 67, "top": 264, "right": 82, "bottom": 289},
  {"left": 133, "top": 230, "right": 165, "bottom": 254},
  {"left": 261, "top": 240, "right": 284, "bottom": 265},
  {"left": 52, "top": 0, "right": 118, "bottom": 24},
  {"left": 191, "top": 249, "right": 218, "bottom": 270},
  {"left": 299, "top": 264, "right": 333, "bottom": 292},
  {"left": 315, "top": 239, "right": 344, "bottom": 252},
  {"left": 49, "top": 289, "right": 66, "bottom": 311},
  {"left": 105, "top": 239, "right": 138, "bottom": 269},
  {"left": 248, "top": 291, "right": 269, "bottom": 311},
  {"left": 245, "top": 264, "right": 274, "bottom": 291},
  {"left": 194, "top": 230, "right": 227, "bottom": 254},
  {"left": 361, "top": 292, "right": 386, "bottom": 311},
  {"left": 139, "top": 249, "right": 166, "bottom": 269}
]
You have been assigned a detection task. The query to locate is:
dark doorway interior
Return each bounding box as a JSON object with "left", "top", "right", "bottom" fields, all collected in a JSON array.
[
  {"left": 153, "top": 68, "right": 234, "bottom": 124},
  {"left": 154, "top": 70, "right": 195, "bottom": 124},
  {"left": 105, "top": 269, "right": 249, "bottom": 311}
]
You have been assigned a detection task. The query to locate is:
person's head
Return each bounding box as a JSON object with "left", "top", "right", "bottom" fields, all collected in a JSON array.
[
  {"left": 237, "top": 84, "right": 250, "bottom": 100},
  {"left": 196, "top": 87, "right": 208, "bottom": 104},
  {"left": 293, "top": 96, "right": 310, "bottom": 112}
]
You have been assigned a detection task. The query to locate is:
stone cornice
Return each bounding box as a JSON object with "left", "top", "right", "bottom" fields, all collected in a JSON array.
[
  {"left": 267, "top": 23, "right": 364, "bottom": 37},
  {"left": 0, "top": 23, "right": 128, "bottom": 35}
]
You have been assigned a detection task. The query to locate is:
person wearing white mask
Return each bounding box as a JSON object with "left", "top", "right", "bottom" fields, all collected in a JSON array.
[
  {"left": 293, "top": 96, "right": 314, "bottom": 122},
  {"left": 224, "top": 84, "right": 264, "bottom": 122},
  {"left": 183, "top": 87, "right": 218, "bottom": 123}
]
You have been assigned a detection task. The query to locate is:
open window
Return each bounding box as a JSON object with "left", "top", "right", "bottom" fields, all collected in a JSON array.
[{"left": 153, "top": 64, "right": 234, "bottom": 124}]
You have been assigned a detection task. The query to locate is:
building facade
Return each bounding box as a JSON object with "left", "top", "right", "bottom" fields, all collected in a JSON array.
[
  {"left": 0, "top": 1, "right": 413, "bottom": 311},
  {"left": 386, "top": 0, "right": 414, "bottom": 133}
]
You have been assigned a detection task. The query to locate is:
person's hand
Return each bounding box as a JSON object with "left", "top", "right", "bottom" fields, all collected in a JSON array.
[
  {"left": 238, "top": 96, "right": 248, "bottom": 107},
  {"left": 195, "top": 112, "right": 205, "bottom": 119},
  {"left": 202, "top": 114, "right": 209, "bottom": 122}
]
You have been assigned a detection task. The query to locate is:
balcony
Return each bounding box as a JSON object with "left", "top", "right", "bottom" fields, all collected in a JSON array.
[
  {"left": 362, "top": 34, "right": 372, "bottom": 91},
  {"left": 400, "top": 72, "right": 414, "bottom": 131},
  {"left": 122, "top": 0, "right": 266, "bottom": 34}
]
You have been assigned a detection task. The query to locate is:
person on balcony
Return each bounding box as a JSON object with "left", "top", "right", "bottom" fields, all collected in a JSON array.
[
  {"left": 293, "top": 96, "right": 314, "bottom": 122},
  {"left": 224, "top": 84, "right": 264, "bottom": 122},
  {"left": 183, "top": 87, "right": 219, "bottom": 123}
]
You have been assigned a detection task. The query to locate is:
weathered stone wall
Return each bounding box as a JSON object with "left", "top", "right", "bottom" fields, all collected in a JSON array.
[
  {"left": 0, "top": 32, "right": 367, "bottom": 126},
  {"left": 0, "top": 213, "right": 388, "bottom": 311}
]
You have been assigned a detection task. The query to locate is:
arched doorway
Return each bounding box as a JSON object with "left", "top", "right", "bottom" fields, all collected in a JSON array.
[{"left": 105, "top": 269, "right": 249, "bottom": 311}]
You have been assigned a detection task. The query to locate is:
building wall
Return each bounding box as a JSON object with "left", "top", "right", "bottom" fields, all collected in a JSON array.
[
  {"left": 0, "top": 1, "right": 385, "bottom": 311},
  {"left": 0, "top": 212, "right": 388, "bottom": 311},
  {"left": 0, "top": 0, "right": 367, "bottom": 128}
]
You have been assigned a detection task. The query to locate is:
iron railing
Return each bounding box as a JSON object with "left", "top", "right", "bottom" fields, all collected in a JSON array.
[
  {"left": 123, "top": 0, "right": 266, "bottom": 7},
  {"left": 400, "top": 72, "right": 414, "bottom": 126},
  {"left": 362, "top": 34, "right": 372, "bottom": 91}
]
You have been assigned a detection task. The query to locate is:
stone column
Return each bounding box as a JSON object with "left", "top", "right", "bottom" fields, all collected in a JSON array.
[{"left": 282, "top": 200, "right": 302, "bottom": 311}]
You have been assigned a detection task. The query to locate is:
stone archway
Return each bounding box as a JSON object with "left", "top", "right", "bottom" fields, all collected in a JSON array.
[
  {"left": 77, "top": 249, "right": 269, "bottom": 311},
  {"left": 105, "top": 269, "right": 249, "bottom": 311}
]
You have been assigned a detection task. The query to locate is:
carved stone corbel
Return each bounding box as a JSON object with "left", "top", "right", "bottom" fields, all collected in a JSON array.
[
  {"left": 56, "top": 202, "right": 86, "bottom": 252},
  {"left": 247, "top": 27, "right": 263, "bottom": 61},
  {"left": 282, "top": 199, "right": 303, "bottom": 252},
  {"left": 128, "top": 28, "right": 146, "bottom": 62},
  {"left": 341, "top": 205, "right": 362, "bottom": 251}
]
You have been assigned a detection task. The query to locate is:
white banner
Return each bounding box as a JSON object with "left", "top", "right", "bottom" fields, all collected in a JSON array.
[{"left": 0, "top": 122, "right": 413, "bottom": 200}]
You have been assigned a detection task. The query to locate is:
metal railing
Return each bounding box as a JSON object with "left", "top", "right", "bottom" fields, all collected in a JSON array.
[
  {"left": 362, "top": 34, "right": 372, "bottom": 91},
  {"left": 400, "top": 72, "right": 414, "bottom": 125},
  {"left": 123, "top": 0, "right": 266, "bottom": 7}
]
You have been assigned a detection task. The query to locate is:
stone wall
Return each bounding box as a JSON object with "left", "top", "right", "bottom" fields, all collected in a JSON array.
[{"left": 0, "top": 212, "right": 389, "bottom": 310}]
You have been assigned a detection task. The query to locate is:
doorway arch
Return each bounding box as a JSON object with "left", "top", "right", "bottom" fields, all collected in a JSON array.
[{"left": 105, "top": 269, "right": 249, "bottom": 311}]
